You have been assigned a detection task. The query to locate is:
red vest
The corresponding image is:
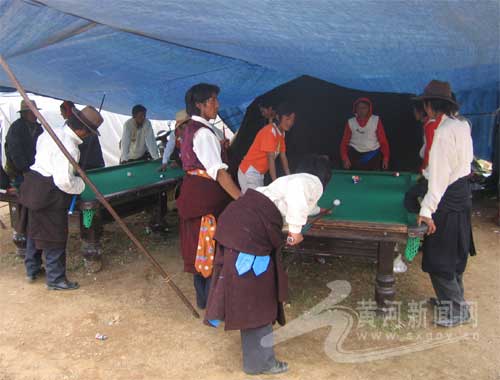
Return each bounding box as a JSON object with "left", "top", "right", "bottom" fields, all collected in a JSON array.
[{"left": 180, "top": 120, "right": 227, "bottom": 172}]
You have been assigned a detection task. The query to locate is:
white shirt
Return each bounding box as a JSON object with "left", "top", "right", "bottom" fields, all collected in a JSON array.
[
  {"left": 420, "top": 115, "right": 473, "bottom": 218},
  {"left": 120, "top": 118, "right": 159, "bottom": 161},
  {"left": 348, "top": 115, "right": 380, "bottom": 152},
  {"left": 30, "top": 127, "right": 85, "bottom": 194},
  {"left": 191, "top": 115, "right": 228, "bottom": 180},
  {"left": 257, "top": 173, "right": 323, "bottom": 233},
  {"left": 161, "top": 131, "right": 176, "bottom": 165}
]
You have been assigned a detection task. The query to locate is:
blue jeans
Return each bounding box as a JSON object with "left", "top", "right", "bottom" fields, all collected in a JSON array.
[{"left": 25, "top": 238, "right": 66, "bottom": 285}]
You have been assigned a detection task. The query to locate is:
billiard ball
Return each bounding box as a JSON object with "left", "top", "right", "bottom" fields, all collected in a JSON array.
[
  {"left": 333, "top": 199, "right": 341, "bottom": 206},
  {"left": 127, "top": 172, "right": 132, "bottom": 177}
]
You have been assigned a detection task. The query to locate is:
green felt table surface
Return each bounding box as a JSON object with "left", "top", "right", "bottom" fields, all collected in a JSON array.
[
  {"left": 318, "top": 170, "right": 418, "bottom": 225},
  {"left": 80, "top": 160, "right": 184, "bottom": 202}
]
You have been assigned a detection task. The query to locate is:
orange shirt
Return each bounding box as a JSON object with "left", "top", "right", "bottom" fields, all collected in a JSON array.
[{"left": 239, "top": 123, "right": 286, "bottom": 174}]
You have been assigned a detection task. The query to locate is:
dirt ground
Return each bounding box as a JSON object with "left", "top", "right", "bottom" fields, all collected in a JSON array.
[{"left": 0, "top": 197, "right": 499, "bottom": 380}]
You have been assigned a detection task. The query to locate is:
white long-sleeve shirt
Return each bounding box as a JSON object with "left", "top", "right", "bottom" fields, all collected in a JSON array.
[
  {"left": 419, "top": 115, "right": 473, "bottom": 218},
  {"left": 191, "top": 115, "right": 228, "bottom": 180},
  {"left": 30, "top": 127, "right": 85, "bottom": 194},
  {"left": 161, "top": 131, "right": 177, "bottom": 165},
  {"left": 257, "top": 173, "right": 323, "bottom": 233},
  {"left": 120, "top": 118, "right": 159, "bottom": 161}
]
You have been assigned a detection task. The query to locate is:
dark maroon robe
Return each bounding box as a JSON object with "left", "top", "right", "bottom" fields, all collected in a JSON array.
[
  {"left": 177, "top": 119, "right": 231, "bottom": 273},
  {"left": 18, "top": 170, "right": 72, "bottom": 249},
  {"left": 205, "top": 189, "right": 288, "bottom": 330}
]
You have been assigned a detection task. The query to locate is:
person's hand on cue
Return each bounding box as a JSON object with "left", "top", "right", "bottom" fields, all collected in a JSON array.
[
  {"left": 417, "top": 215, "right": 435, "bottom": 235},
  {"left": 287, "top": 232, "right": 303, "bottom": 246}
]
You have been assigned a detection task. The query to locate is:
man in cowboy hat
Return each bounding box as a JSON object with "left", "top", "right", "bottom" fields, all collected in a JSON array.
[
  {"left": 4, "top": 99, "right": 43, "bottom": 184},
  {"left": 60, "top": 100, "right": 105, "bottom": 170},
  {"left": 159, "top": 109, "right": 190, "bottom": 171},
  {"left": 412, "top": 80, "right": 475, "bottom": 327},
  {"left": 3, "top": 99, "right": 44, "bottom": 258},
  {"left": 18, "top": 106, "right": 103, "bottom": 290}
]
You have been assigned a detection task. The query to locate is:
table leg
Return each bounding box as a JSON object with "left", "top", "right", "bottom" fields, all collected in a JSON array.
[
  {"left": 375, "top": 241, "right": 396, "bottom": 309},
  {"left": 9, "top": 202, "right": 26, "bottom": 257},
  {"left": 80, "top": 209, "right": 103, "bottom": 273},
  {"left": 148, "top": 191, "right": 168, "bottom": 232}
]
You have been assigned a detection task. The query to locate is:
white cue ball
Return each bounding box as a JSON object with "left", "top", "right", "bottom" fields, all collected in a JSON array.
[
  {"left": 333, "top": 199, "right": 341, "bottom": 206},
  {"left": 127, "top": 172, "right": 132, "bottom": 177}
]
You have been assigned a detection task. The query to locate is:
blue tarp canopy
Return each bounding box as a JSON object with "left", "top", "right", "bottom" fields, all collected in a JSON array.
[{"left": 0, "top": 0, "right": 498, "bottom": 157}]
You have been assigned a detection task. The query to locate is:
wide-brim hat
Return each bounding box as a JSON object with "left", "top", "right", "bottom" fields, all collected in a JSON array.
[
  {"left": 72, "top": 106, "right": 104, "bottom": 136},
  {"left": 155, "top": 129, "right": 172, "bottom": 141},
  {"left": 18, "top": 99, "right": 41, "bottom": 113},
  {"left": 175, "top": 109, "right": 190, "bottom": 126},
  {"left": 413, "top": 80, "right": 458, "bottom": 105}
]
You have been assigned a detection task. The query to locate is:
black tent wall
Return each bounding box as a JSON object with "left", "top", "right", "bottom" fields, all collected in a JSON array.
[{"left": 230, "top": 75, "right": 422, "bottom": 174}]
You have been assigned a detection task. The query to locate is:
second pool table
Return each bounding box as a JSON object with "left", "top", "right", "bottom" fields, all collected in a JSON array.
[{"left": 77, "top": 160, "right": 184, "bottom": 269}]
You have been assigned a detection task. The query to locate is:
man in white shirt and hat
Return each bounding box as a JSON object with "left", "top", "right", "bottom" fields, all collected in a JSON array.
[
  {"left": 159, "top": 109, "right": 190, "bottom": 171},
  {"left": 414, "top": 80, "right": 475, "bottom": 327},
  {"left": 18, "top": 105, "right": 104, "bottom": 290}
]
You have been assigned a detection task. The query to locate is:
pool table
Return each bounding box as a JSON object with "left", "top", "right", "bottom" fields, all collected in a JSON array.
[
  {"left": 284, "top": 170, "right": 427, "bottom": 309},
  {"left": 0, "top": 160, "right": 184, "bottom": 270}
]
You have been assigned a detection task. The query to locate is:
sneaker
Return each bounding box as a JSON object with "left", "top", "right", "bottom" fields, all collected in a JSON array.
[
  {"left": 47, "top": 281, "right": 80, "bottom": 291},
  {"left": 26, "top": 267, "right": 45, "bottom": 283},
  {"left": 245, "top": 360, "right": 289, "bottom": 376},
  {"left": 428, "top": 297, "right": 441, "bottom": 306},
  {"left": 262, "top": 360, "right": 289, "bottom": 375},
  {"left": 26, "top": 275, "right": 36, "bottom": 283},
  {"left": 434, "top": 313, "right": 471, "bottom": 328}
]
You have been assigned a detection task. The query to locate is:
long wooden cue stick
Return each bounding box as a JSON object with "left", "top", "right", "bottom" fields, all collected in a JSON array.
[{"left": 0, "top": 55, "right": 200, "bottom": 319}]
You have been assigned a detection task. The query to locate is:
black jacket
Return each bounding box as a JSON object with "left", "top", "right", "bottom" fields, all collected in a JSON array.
[
  {"left": 4, "top": 117, "right": 43, "bottom": 173},
  {"left": 79, "top": 134, "right": 105, "bottom": 170}
]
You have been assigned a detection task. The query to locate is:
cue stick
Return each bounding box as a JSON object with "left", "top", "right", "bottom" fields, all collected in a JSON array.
[
  {"left": 286, "top": 202, "right": 337, "bottom": 245},
  {"left": 301, "top": 203, "right": 336, "bottom": 233},
  {"left": 98, "top": 94, "right": 106, "bottom": 112},
  {"left": 0, "top": 55, "right": 200, "bottom": 319}
]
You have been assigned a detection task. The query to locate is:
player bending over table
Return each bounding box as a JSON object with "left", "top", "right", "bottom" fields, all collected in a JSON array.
[
  {"left": 204, "top": 155, "right": 331, "bottom": 376},
  {"left": 238, "top": 102, "right": 294, "bottom": 193},
  {"left": 120, "top": 104, "right": 159, "bottom": 163},
  {"left": 18, "top": 106, "right": 103, "bottom": 290}
]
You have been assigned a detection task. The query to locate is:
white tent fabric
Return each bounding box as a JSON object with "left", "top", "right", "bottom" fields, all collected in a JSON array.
[
  {"left": 0, "top": 92, "right": 172, "bottom": 167},
  {"left": 0, "top": 91, "right": 233, "bottom": 167}
]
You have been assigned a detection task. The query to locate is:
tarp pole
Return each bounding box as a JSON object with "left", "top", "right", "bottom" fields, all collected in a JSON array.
[{"left": 0, "top": 55, "right": 200, "bottom": 319}]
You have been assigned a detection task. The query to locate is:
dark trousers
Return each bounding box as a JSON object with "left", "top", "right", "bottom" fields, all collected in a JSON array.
[
  {"left": 348, "top": 146, "right": 382, "bottom": 171},
  {"left": 429, "top": 272, "right": 469, "bottom": 319},
  {"left": 193, "top": 274, "right": 211, "bottom": 309},
  {"left": 25, "top": 237, "right": 66, "bottom": 285},
  {"left": 240, "top": 324, "right": 276, "bottom": 374}
]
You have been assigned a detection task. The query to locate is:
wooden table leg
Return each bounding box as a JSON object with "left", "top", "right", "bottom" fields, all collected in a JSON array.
[
  {"left": 9, "top": 202, "right": 26, "bottom": 257},
  {"left": 148, "top": 191, "right": 168, "bottom": 232},
  {"left": 375, "top": 241, "right": 396, "bottom": 309},
  {"left": 80, "top": 209, "right": 103, "bottom": 273}
]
